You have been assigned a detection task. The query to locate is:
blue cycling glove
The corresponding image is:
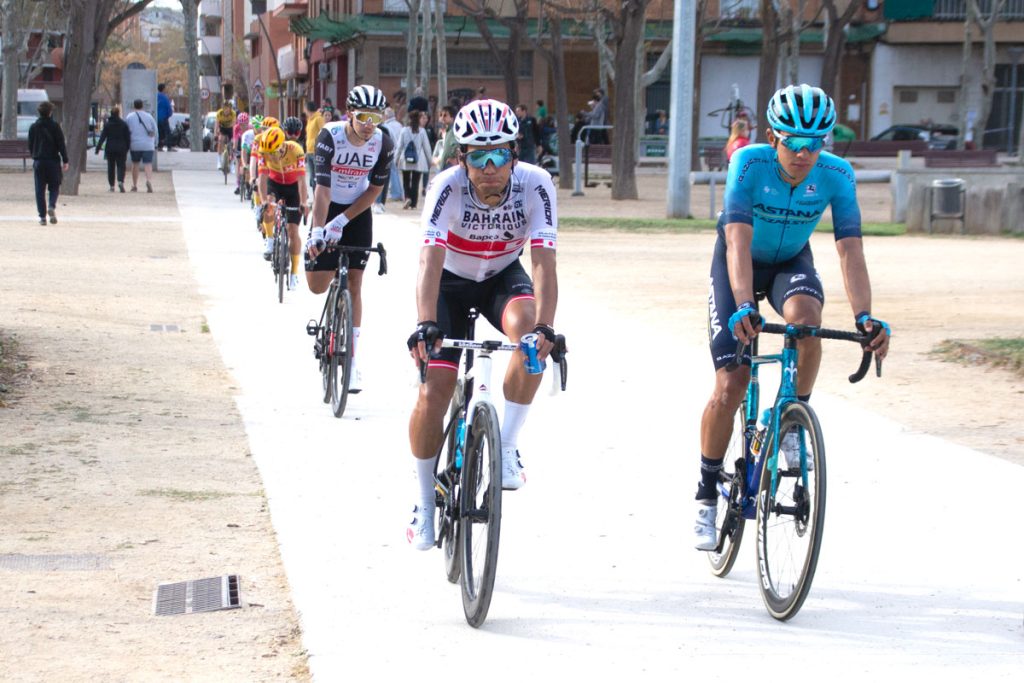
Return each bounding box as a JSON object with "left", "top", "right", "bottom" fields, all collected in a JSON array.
[
  {"left": 728, "top": 301, "right": 760, "bottom": 340},
  {"left": 855, "top": 312, "right": 892, "bottom": 337}
]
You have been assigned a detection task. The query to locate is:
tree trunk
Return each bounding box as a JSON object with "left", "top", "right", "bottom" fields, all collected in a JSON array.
[
  {"left": 419, "top": 0, "right": 432, "bottom": 99},
  {"left": 956, "top": 12, "right": 972, "bottom": 150},
  {"left": 610, "top": 1, "right": 647, "bottom": 201},
  {"left": 181, "top": 0, "right": 202, "bottom": 151},
  {"left": 405, "top": 0, "right": 420, "bottom": 110},
  {"left": 434, "top": 0, "right": 447, "bottom": 104},
  {"left": 820, "top": 0, "right": 858, "bottom": 95},
  {"left": 973, "top": 0, "right": 1007, "bottom": 147},
  {"left": 546, "top": 15, "right": 573, "bottom": 190},
  {"left": 757, "top": 0, "right": 780, "bottom": 133},
  {"left": 1, "top": 0, "right": 22, "bottom": 140},
  {"left": 63, "top": 0, "right": 119, "bottom": 195}
]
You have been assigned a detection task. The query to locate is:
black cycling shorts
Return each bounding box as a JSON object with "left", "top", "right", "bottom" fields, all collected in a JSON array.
[
  {"left": 430, "top": 260, "right": 535, "bottom": 371},
  {"left": 266, "top": 179, "right": 302, "bottom": 224},
  {"left": 219, "top": 125, "right": 233, "bottom": 138},
  {"left": 708, "top": 233, "right": 824, "bottom": 370},
  {"left": 305, "top": 202, "right": 372, "bottom": 272}
]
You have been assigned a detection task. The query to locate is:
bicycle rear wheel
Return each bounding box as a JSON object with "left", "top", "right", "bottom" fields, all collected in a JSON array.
[
  {"left": 329, "top": 288, "right": 353, "bottom": 418},
  {"left": 709, "top": 407, "right": 751, "bottom": 577},
  {"left": 274, "top": 225, "right": 287, "bottom": 303},
  {"left": 755, "top": 401, "right": 826, "bottom": 620},
  {"left": 319, "top": 292, "right": 335, "bottom": 404},
  {"left": 441, "top": 380, "right": 465, "bottom": 584},
  {"left": 459, "top": 402, "right": 502, "bottom": 628}
]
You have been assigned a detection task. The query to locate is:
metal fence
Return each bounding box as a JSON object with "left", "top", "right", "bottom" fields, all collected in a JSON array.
[{"left": 933, "top": 0, "right": 1024, "bottom": 19}]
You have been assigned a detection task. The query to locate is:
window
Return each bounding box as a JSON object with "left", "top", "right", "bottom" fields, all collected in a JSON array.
[
  {"left": 899, "top": 90, "right": 918, "bottom": 104},
  {"left": 720, "top": 0, "right": 759, "bottom": 19},
  {"left": 937, "top": 90, "right": 956, "bottom": 104},
  {"left": 379, "top": 47, "right": 531, "bottom": 78}
]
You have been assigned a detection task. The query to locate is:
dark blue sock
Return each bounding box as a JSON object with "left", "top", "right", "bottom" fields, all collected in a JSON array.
[
  {"left": 798, "top": 393, "right": 811, "bottom": 403},
  {"left": 696, "top": 454, "right": 722, "bottom": 502}
]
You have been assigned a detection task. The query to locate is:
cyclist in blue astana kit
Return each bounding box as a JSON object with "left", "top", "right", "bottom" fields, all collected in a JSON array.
[
  {"left": 693, "top": 84, "right": 891, "bottom": 551},
  {"left": 405, "top": 99, "right": 560, "bottom": 550}
]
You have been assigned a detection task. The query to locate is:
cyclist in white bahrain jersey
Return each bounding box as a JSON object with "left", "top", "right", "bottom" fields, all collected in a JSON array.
[{"left": 405, "top": 99, "right": 560, "bottom": 550}]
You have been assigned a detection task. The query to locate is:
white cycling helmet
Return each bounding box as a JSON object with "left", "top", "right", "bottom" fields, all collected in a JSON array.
[
  {"left": 452, "top": 99, "right": 519, "bottom": 146},
  {"left": 347, "top": 84, "right": 387, "bottom": 111},
  {"left": 766, "top": 83, "right": 836, "bottom": 136}
]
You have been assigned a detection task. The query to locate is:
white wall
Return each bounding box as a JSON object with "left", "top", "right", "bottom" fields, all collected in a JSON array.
[
  {"left": 869, "top": 43, "right": 982, "bottom": 137},
  {"left": 699, "top": 54, "right": 824, "bottom": 140}
]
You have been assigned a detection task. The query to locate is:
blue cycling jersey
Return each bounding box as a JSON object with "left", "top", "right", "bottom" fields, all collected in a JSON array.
[{"left": 721, "top": 144, "right": 862, "bottom": 264}]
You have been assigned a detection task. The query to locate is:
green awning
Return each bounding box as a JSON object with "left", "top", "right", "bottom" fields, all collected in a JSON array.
[
  {"left": 884, "top": 0, "right": 934, "bottom": 20},
  {"left": 704, "top": 22, "right": 887, "bottom": 46}
]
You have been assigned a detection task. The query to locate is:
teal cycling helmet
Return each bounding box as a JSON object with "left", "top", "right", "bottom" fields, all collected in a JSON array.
[{"left": 766, "top": 84, "right": 836, "bottom": 136}]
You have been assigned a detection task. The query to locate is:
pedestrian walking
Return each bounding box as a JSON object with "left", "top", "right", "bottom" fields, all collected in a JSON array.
[
  {"left": 27, "top": 100, "right": 68, "bottom": 225},
  {"left": 381, "top": 107, "right": 404, "bottom": 205},
  {"left": 125, "top": 98, "right": 157, "bottom": 193},
  {"left": 95, "top": 106, "right": 131, "bottom": 192},
  {"left": 304, "top": 100, "right": 324, "bottom": 191},
  {"left": 395, "top": 110, "right": 432, "bottom": 210}
]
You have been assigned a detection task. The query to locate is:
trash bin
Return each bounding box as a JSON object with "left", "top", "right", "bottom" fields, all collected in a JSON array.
[{"left": 931, "top": 178, "right": 965, "bottom": 218}]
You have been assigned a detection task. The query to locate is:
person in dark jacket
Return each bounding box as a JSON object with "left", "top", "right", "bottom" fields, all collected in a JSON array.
[
  {"left": 27, "top": 100, "right": 68, "bottom": 226},
  {"left": 95, "top": 107, "right": 132, "bottom": 192}
]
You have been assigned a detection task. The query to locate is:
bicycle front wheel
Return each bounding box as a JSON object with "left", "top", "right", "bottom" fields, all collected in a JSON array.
[
  {"left": 441, "top": 381, "right": 465, "bottom": 584},
  {"left": 709, "top": 407, "right": 750, "bottom": 578},
  {"left": 459, "top": 402, "right": 502, "bottom": 628},
  {"left": 755, "top": 401, "right": 826, "bottom": 620},
  {"left": 329, "top": 288, "right": 354, "bottom": 418},
  {"left": 275, "top": 224, "right": 289, "bottom": 303},
  {"left": 319, "top": 293, "right": 334, "bottom": 404}
]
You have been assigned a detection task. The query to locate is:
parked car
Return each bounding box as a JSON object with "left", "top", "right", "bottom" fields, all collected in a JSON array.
[
  {"left": 203, "top": 112, "right": 216, "bottom": 151},
  {"left": 871, "top": 124, "right": 958, "bottom": 150}
]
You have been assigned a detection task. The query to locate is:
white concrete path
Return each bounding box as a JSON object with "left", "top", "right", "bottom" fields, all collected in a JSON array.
[{"left": 173, "top": 170, "right": 1023, "bottom": 681}]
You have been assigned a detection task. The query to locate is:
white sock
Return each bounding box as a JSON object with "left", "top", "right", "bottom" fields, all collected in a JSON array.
[
  {"left": 353, "top": 327, "right": 360, "bottom": 357},
  {"left": 415, "top": 455, "right": 438, "bottom": 506},
  {"left": 501, "top": 401, "right": 530, "bottom": 452}
]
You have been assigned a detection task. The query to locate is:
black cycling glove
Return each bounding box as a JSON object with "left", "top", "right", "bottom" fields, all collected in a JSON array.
[{"left": 407, "top": 320, "right": 445, "bottom": 355}]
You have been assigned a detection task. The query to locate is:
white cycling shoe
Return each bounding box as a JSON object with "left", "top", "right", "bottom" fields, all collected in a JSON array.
[
  {"left": 694, "top": 500, "right": 718, "bottom": 551},
  {"left": 347, "top": 367, "right": 362, "bottom": 394},
  {"left": 263, "top": 237, "right": 274, "bottom": 261},
  {"left": 781, "top": 430, "right": 812, "bottom": 471},
  {"left": 501, "top": 446, "right": 526, "bottom": 491},
  {"left": 407, "top": 502, "right": 435, "bottom": 551}
]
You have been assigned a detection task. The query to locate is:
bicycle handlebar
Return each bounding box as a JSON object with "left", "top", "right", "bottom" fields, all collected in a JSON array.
[
  {"left": 727, "top": 320, "right": 883, "bottom": 383},
  {"left": 320, "top": 242, "right": 388, "bottom": 276},
  {"left": 416, "top": 334, "right": 568, "bottom": 392}
]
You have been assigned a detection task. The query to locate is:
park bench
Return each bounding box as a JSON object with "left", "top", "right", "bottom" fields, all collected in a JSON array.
[
  {"left": 584, "top": 143, "right": 612, "bottom": 164},
  {"left": 700, "top": 144, "right": 725, "bottom": 171},
  {"left": 923, "top": 148, "right": 998, "bottom": 168},
  {"left": 0, "top": 139, "right": 30, "bottom": 171},
  {"left": 833, "top": 140, "right": 928, "bottom": 157}
]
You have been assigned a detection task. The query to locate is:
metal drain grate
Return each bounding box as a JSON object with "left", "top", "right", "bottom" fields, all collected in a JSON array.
[
  {"left": 149, "top": 324, "right": 180, "bottom": 332},
  {"left": 153, "top": 574, "right": 241, "bottom": 616},
  {"left": 0, "top": 553, "right": 110, "bottom": 571}
]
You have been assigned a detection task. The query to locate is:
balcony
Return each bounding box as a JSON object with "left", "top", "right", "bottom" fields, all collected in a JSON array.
[
  {"left": 199, "top": 0, "right": 222, "bottom": 18},
  {"left": 911, "top": 0, "right": 1024, "bottom": 19},
  {"left": 199, "top": 35, "right": 223, "bottom": 56},
  {"left": 270, "top": 0, "right": 308, "bottom": 18}
]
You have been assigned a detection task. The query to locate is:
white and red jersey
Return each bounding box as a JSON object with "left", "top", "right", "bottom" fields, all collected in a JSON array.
[
  {"left": 421, "top": 162, "right": 558, "bottom": 282},
  {"left": 314, "top": 122, "right": 393, "bottom": 205}
]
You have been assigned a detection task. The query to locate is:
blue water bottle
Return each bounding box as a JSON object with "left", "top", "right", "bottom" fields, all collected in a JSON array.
[
  {"left": 455, "top": 418, "right": 466, "bottom": 468},
  {"left": 519, "top": 333, "right": 546, "bottom": 375}
]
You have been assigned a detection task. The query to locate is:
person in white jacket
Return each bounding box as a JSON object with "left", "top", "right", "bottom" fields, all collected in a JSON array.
[{"left": 395, "top": 110, "right": 433, "bottom": 209}]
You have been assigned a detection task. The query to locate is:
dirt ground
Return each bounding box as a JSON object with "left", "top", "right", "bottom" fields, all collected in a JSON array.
[{"left": 0, "top": 156, "right": 1021, "bottom": 680}]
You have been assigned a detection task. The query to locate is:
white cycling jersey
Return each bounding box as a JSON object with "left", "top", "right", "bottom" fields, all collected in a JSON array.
[
  {"left": 240, "top": 128, "right": 255, "bottom": 152},
  {"left": 314, "top": 122, "right": 393, "bottom": 205},
  {"left": 421, "top": 162, "right": 558, "bottom": 282}
]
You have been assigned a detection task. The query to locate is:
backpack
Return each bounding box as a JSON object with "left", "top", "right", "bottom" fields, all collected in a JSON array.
[{"left": 404, "top": 139, "right": 418, "bottom": 164}]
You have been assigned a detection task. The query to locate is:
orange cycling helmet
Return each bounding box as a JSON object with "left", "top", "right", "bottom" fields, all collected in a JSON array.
[
  {"left": 258, "top": 127, "right": 285, "bottom": 154},
  {"left": 262, "top": 116, "right": 280, "bottom": 130}
]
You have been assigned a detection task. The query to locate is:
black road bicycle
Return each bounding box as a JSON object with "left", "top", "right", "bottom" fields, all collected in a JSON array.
[{"left": 306, "top": 243, "right": 387, "bottom": 418}]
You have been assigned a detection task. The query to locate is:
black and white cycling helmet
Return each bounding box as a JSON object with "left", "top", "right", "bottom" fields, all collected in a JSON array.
[
  {"left": 453, "top": 99, "right": 519, "bottom": 146},
  {"left": 346, "top": 84, "right": 387, "bottom": 111},
  {"left": 283, "top": 116, "right": 303, "bottom": 136},
  {"left": 766, "top": 84, "right": 836, "bottom": 136}
]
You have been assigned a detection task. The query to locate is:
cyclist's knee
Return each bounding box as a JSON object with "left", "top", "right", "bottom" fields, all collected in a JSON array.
[
  {"left": 711, "top": 369, "right": 749, "bottom": 409},
  {"left": 782, "top": 295, "right": 822, "bottom": 326}
]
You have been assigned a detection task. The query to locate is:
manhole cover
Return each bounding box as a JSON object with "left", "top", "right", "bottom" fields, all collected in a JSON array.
[
  {"left": 0, "top": 554, "right": 111, "bottom": 571},
  {"left": 153, "top": 574, "right": 240, "bottom": 616}
]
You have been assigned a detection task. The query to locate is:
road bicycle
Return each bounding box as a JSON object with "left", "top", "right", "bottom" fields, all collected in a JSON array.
[
  {"left": 422, "top": 310, "right": 567, "bottom": 627},
  {"left": 219, "top": 137, "right": 233, "bottom": 184},
  {"left": 709, "top": 314, "right": 882, "bottom": 621},
  {"left": 305, "top": 243, "right": 387, "bottom": 418},
  {"left": 267, "top": 199, "right": 290, "bottom": 303}
]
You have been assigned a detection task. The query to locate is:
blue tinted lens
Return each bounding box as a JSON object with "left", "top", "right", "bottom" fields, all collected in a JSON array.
[
  {"left": 781, "top": 135, "right": 825, "bottom": 153},
  {"left": 466, "top": 148, "right": 513, "bottom": 168}
]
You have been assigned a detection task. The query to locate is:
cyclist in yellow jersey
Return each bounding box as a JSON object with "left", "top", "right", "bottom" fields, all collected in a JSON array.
[
  {"left": 215, "top": 102, "right": 236, "bottom": 149},
  {"left": 258, "top": 126, "right": 308, "bottom": 290}
]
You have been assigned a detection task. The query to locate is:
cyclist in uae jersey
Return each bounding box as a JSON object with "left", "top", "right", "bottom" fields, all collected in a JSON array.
[
  {"left": 258, "top": 127, "right": 308, "bottom": 290},
  {"left": 305, "top": 85, "right": 393, "bottom": 394},
  {"left": 405, "top": 99, "right": 560, "bottom": 551},
  {"left": 693, "top": 84, "right": 891, "bottom": 552}
]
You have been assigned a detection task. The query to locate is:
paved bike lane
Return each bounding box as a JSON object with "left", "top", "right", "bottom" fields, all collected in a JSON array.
[{"left": 173, "top": 170, "right": 1024, "bottom": 681}]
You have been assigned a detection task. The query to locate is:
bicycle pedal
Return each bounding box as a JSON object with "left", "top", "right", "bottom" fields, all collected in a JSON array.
[{"left": 305, "top": 320, "right": 319, "bottom": 336}]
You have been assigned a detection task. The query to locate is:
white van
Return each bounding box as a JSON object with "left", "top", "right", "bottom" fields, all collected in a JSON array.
[{"left": 16, "top": 88, "right": 49, "bottom": 140}]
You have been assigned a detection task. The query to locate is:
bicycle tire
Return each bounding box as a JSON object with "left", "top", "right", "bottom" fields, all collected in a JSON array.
[
  {"left": 329, "top": 288, "right": 353, "bottom": 418},
  {"left": 441, "top": 380, "right": 465, "bottom": 584},
  {"left": 319, "top": 290, "right": 335, "bottom": 404},
  {"left": 459, "top": 402, "right": 502, "bottom": 628},
  {"left": 709, "top": 407, "right": 750, "bottom": 577},
  {"left": 274, "top": 221, "right": 287, "bottom": 303},
  {"left": 755, "top": 401, "right": 826, "bottom": 620}
]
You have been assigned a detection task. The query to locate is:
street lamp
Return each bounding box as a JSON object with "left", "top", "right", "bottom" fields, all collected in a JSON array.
[{"left": 1008, "top": 46, "right": 1024, "bottom": 156}]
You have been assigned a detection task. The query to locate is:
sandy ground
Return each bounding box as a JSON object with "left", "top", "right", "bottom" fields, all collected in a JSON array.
[{"left": 0, "top": 152, "right": 1020, "bottom": 680}]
